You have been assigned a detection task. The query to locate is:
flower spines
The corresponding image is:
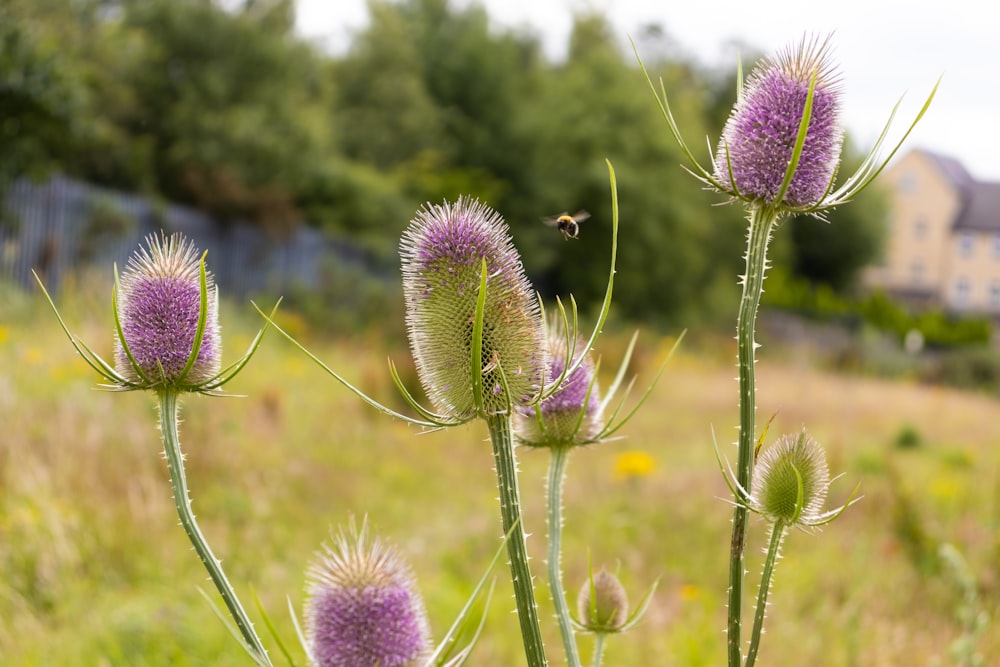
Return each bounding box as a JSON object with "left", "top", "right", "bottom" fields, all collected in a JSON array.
[
  {"left": 400, "top": 197, "right": 544, "bottom": 419},
  {"left": 750, "top": 429, "right": 831, "bottom": 526},
  {"left": 115, "top": 233, "right": 221, "bottom": 387},
  {"left": 715, "top": 34, "right": 843, "bottom": 208},
  {"left": 304, "top": 520, "right": 431, "bottom": 667}
]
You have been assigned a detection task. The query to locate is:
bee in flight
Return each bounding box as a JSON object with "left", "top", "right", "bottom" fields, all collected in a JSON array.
[{"left": 543, "top": 210, "right": 590, "bottom": 240}]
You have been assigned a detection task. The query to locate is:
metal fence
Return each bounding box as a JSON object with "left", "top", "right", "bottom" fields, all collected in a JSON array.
[{"left": 0, "top": 175, "right": 375, "bottom": 301}]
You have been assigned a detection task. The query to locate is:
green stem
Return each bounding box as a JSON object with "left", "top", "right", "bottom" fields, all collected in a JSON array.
[
  {"left": 727, "top": 207, "right": 780, "bottom": 667},
  {"left": 158, "top": 389, "right": 269, "bottom": 661},
  {"left": 547, "top": 446, "right": 582, "bottom": 667},
  {"left": 486, "top": 414, "right": 547, "bottom": 667},
  {"left": 745, "top": 520, "right": 786, "bottom": 667},
  {"left": 592, "top": 634, "right": 607, "bottom": 667}
]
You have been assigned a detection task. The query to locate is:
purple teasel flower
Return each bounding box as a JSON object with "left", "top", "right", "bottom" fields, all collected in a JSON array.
[
  {"left": 714, "top": 34, "right": 844, "bottom": 209},
  {"left": 114, "top": 233, "right": 221, "bottom": 389},
  {"left": 399, "top": 197, "right": 545, "bottom": 419},
  {"left": 515, "top": 322, "right": 603, "bottom": 448},
  {"left": 304, "top": 519, "right": 431, "bottom": 667}
]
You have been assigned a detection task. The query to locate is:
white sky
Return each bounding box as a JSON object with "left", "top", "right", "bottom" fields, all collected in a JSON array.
[{"left": 296, "top": 0, "right": 998, "bottom": 181}]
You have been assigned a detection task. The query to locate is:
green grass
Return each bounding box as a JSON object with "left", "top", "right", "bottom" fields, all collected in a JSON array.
[{"left": 2, "top": 282, "right": 998, "bottom": 666}]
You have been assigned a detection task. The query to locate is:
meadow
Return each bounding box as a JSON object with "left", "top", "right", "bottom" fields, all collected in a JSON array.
[{"left": 1, "top": 278, "right": 997, "bottom": 666}]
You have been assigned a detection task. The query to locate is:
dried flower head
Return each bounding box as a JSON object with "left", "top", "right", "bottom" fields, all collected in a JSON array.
[
  {"left": 304, "top": 518, "right": 431, "bottom": 667},
  {"left": 750, "top": 429, "right": 831, "bottom": 527},
  {"left": 515, "top": 320, "right": 602, "bottom": 447},
  {"left": 115, "top": 233, "right": 221, "bottom": 389},
  {"left": 714, "top": 35, "right": 843, "bottom": 209},
  {"left": 400, "top": 197, "right": 544, "bottom": 419}
]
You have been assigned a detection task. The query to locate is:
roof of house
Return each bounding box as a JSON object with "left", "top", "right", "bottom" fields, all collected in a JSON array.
[
  {"left": 921, "top": 149, "right": 976, "bottom": 190},
  {"left": 954, "top": 180, "right": 1000, "bottom": 232},
  {"left": 907, "top": 148, "right": 1000, "bottom": 233}
]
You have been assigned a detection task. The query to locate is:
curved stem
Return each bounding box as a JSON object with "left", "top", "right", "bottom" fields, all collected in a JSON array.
[
  {"left": 727, "top": 207, "right": 780, "bottom": 667},
  {"left": 158, "top": 389, "right": 269, "bottom": 661},
  {"left": 746, "top": 520, "right": 786, "bottom": 667},
  {"left": 547, "top": 446, "right": 582, "bottom": 667},
  {"left": 486, "top": 414, "right": 547, "bottom": 667}
]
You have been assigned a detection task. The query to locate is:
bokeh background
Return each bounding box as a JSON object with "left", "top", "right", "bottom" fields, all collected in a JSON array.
[{"left": 2, "top": 1, "right": 997, "bottom": 665}]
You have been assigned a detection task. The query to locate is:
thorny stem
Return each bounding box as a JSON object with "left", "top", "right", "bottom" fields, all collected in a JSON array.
[
  {"left": 592, "top": 633, "right": 607, "bottom": 667},
  {"left": 547, "top": 446, "right": 583, "bottom": 667},
  {"left": 728, "top": 207, "right": 780, "bottom": 667},
  {"left": 158, "top": 389, "right": 270, "bottom": 662},
  {"left": 746, "top": 520, "right": 787, "bottom": 667},
  {"left": 487, "top": 414, "right": 548, "bottom": 667}
]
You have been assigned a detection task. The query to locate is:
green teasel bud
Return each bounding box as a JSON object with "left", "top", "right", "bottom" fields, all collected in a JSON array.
[
  {"left": 114, "top": 233, "right": 221, "bottom": 389},
  {"left": 400, "top": 197, "right": 545, "bottom": 419},
  {"left": 751, "top": 429, "right": 831, "bottom": 526}
]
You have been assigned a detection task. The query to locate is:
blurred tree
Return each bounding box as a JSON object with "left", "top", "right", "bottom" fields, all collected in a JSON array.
[
  {"left": 0, "top": 0, "right": 888, "bottom": 324},
  {"left": 332, "top": 0, "right": 450, "bottom": 172},
  {"left": 396, "top": 0, "right": 542, "bottom": 211},
  {"left": 788, "top": 146, "right": 890, "bottom": 291},
  {"left": 519, "top": 13, "right": 746, "bottom": 325},
  {"left": 0, "top": 3, "right": 86, "bottom": 187},
  {"left": 331, "top": 0, "right": 543, "bottom": 239},
  {"left": 117, "top": 0, "right": 332, "bottom": 235}
]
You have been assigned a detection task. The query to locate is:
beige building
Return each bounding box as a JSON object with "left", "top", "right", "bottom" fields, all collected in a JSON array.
[{"left": 865, "top": 149, "right": 1000, "bottom": 314}]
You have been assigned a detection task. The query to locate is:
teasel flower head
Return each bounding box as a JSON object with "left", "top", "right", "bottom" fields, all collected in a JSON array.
[
  {"left": 747, "top": 429, "right": 857, "bottom": 529},
  {"left": 714, "top": 34, "right": 843, "bottom": 209},
  {"left": 36, "top": 231, "right": 272, "bottom": 396},
  {"left": 751, "top": 429, "right": 829, "bottom": 525},
  {"left": 400, "top": 197, "right": 545, "bottom": 420},
  {"left": 113, "top": 233, "right": 222, "bottom": 390},
  {"left": 514, "top": 317, "right": 603, "bottom": 448},
  {"left": 304, "top": 518, "right": 432, "bottom": 667},
  {"left": 577, "top": 568, "right": 629, "bottom": 633},
  {"left": 636, "top": 32, "right": 937, "bottom": 216},
  {"left": 573, "top": 563, "right": 657, "bottom": 636}
]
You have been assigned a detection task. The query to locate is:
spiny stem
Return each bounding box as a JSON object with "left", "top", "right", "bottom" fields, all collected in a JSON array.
[
  {"left": 592, "top": 634, "right": 607, "bottom": 667},
  {"left": 728, "top": 206, "right": 780, "bottom": 667},
  {"left": 746, "top": 520, "right": 786, "bottom": 667},
  {"left": 547, "top": 446, "right": 582, "bottom": 667},
  {"left": 486, "top": 414, "right": 548, "bottom": 667},
  {"left": 158, "top": 389, "right": 269, "bottom": 661}
]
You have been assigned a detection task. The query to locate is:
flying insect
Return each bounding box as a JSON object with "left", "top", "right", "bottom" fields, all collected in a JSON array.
[{"left": 543, "top": 210, "right": 590, "bottom": 240}]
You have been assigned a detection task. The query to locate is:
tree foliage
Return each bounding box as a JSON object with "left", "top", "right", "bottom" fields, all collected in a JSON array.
[
  {"left": 789, "top": 149, "right": 890, "bottom": 291},
  {"left": 1, "top": 0, "right": 891, "bottom": 325},
  {"left": 0, "top": 1, "right": 86, "bottom": 186}
]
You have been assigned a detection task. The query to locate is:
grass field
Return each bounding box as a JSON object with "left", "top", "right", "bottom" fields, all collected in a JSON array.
[{"left": 1, "top": 281, "right": 998, "bottom": 666}]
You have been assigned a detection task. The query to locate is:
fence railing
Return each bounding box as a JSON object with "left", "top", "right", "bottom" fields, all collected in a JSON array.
[{"left": 0, "top": 175, "right": 376, "bottom": 301}]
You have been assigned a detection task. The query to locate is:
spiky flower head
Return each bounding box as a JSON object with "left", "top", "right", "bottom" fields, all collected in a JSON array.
[
  {"left": 400, "top": 197, "right": 544, "bottom": 419},
  {"left": 304, "top": 518, "right": 431, "bottom": 667},
  {"left": 751, "top": 429, "right": 831, "bottom": 527},
  {"left": 114, "top": 233, "right": 221, "bottom": 389},
  {"left": 577, "top": 568, "right": 629, "bottom": 634},
  {"left": 514, "top": 319, "right": 602, "bottom": 448},
  {"left": 714, "top": 35, "right": 843, "bottom": 209}
]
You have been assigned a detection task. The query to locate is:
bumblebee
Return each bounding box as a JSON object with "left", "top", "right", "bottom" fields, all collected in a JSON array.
[{"left": 543, "top": 210, "right": 590, "bottom": 240}]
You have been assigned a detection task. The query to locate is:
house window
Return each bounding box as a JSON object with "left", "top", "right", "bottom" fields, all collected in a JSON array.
[
  {"left": 955, "top": 277, "right": 971, "bottom": 305},
  {"left": 992, "top": 235, "right": 1000, "bottom": 259},
  {"left": 914, "top": 218, "right": 928, "bottom": 239},
  {"left": 900, "top": 171, "right": 917, "bottom": 193},
  {"left": 909, "top": 261, "right": 924, "bottom": 285},
  {"left": 958, "top": 232, "right": 975, "bottom": 257},
  {"left": 990, "top": 281, "right": 1000, "bottom": 308}
]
